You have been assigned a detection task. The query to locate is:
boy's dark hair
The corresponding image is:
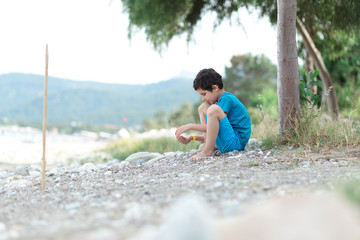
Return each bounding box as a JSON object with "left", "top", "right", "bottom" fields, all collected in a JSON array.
[{"left": 193, "top": 68, "right": 223, "bottom": 91}]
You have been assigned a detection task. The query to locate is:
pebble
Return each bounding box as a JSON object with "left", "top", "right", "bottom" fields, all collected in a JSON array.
[
  {"left": 0, "top": 222, "right": 6, "bottom": 232},
  {"left": 78, "top": 163, "right": 96, "bottom": 172},
  {"left": 14, "top": 166, "right": 29, "bottom": 176},
  {"left": 0, "top": 141, "right": 359, "bottom": 240}
]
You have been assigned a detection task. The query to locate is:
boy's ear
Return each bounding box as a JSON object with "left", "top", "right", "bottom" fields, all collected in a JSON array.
[{"left": 211, "top": 85, "right": 219, "bottom": 91}]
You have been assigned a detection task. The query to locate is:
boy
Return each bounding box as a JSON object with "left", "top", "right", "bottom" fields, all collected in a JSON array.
[{"left": 175, "top": 68, "right": 251, "bottom": 160}]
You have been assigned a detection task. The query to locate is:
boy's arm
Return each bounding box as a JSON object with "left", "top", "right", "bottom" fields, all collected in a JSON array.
[
  {"left": 175, "top": 123, "right": 206, "bottom": 139},
  {"left": 192, "top": 135, "right": 204, "bottom": 142},
  {"left": 177, "top": 134, "right": 204, "bottom": 144}
]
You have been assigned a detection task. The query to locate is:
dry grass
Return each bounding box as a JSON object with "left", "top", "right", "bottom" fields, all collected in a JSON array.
[{"left": 252, "top": 107, "right": 360, "bottom": 150}]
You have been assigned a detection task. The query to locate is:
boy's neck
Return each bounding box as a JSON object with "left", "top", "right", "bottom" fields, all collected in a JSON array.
[{"left": 216, "top": 89, "right": 226, "bottom": 102}]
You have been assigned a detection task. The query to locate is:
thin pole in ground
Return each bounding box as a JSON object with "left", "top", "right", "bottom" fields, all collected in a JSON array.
[{"left": 41, "top": 44, "right": 49, "bottom": 191}]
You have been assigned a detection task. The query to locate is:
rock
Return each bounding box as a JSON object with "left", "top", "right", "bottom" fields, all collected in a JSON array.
[
  {"left": 0, "top": 171, "right": 8, "bottom": 178},
  {"left": 244, "top": 138, "right": 262, "bottom": 151},
  {"left": 216, "top": 193, "right": 360, "bottom": 240},
  {"left": 68, "top": 228, "right": 117, "bottom": 240},
  {"left": 6, "top": 179, "right": 32, "bottom": 190},
  {"left": 65, "top": 202, "right": 81, "bottom": 210},
  {"left": 47, "top": 167, "right": 59, "bottom": 176},
  {"left": 124, "top": 202, "right": 147, "bottom": 222},
  {"left": 78, "top": 163, "right": 96, "bottom": 172},
  {"left": 178, "top": 173, "right": 192, "bottom": 178},
  {"left": 29, "top": 170, "right": 41, "bottom": 177},
  {"left": 14, "top": 166, "right": 29, "bottom": 176},
  {"left": 125, "top": 152, "right": 162, "bottom": 164},
  {"left": 132, "top": 194, "right": 214, "bottom": 240},
  {"left": 0, "top": 222, "right": 6, "bottom": 232},
  {"left": 164, "top": 152, "right": 176, "bottom": 157},
  {"left": 1, "top": 145, "right": 359, "bottom": 240},
  {"left": 143, "top": 155, "right": 166, "bottom": 166}
]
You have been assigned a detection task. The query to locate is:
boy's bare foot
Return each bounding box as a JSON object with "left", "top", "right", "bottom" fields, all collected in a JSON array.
[{"left": 189, "top": 151, "right": 213, "bottom": 160}]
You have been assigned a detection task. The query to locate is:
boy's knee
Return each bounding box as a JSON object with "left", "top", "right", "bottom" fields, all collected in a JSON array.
[
  {"left": 198, "top": 102, "right": 211, "bottom": 114},
  {"left": 207, "top": 105, "right": 224, "bottom": 118}
]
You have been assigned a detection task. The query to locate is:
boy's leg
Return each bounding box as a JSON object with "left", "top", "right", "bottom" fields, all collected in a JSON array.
[
  {"left": 198, "top": 102, "right": 210, "bottom": 147},
  {"left": 190, "top": 104, "right": 226, "bottom": 159}
]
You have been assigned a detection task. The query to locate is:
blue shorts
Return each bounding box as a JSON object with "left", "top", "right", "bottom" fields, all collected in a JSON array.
[{"left": 206, "top": 115, "right": 245, "bottom": 153}]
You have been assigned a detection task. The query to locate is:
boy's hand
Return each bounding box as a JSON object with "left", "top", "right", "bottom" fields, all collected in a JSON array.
[
  {"left": 175, "top": 124, "right": 192, "bottom": 138},
  {"left": 177, "top": 135, "right": 193, "bottom": 145}
]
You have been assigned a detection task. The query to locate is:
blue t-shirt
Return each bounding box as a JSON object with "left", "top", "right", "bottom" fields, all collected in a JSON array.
[{"left": 216, "top": 92, "right": 251, "bottom": 146}]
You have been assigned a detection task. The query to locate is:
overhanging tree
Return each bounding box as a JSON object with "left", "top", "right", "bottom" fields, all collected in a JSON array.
[
  {"left": 253, "top": 0, "right": 360, "bottom": 117},
  {"left": 120, "top": 0, "right": 301, "bottom": 132},
  {"left": 121, "top": 0, "right": 247, "bottom": 51}
]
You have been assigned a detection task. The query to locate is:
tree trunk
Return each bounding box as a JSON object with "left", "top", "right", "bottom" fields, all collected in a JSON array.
[
  {"left": 277, "top": 0, "right": 300, "bottom": 132},
  {"left": 296, "top": 17, "right": 339, "bottom": 118}
]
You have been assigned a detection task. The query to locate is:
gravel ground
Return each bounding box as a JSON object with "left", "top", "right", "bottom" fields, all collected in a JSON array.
[{"left": 0, "top": 145, "right": 360, "bottom": 240}]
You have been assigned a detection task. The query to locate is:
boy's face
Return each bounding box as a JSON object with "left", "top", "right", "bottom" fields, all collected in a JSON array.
[{"left": 196, "top": 86, "right": 219, "bottom": 104}]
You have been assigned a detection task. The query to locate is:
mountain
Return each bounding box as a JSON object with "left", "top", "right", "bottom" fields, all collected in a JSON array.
[{"left": 0, "top": 73, "right": 199, "bottom": 126}]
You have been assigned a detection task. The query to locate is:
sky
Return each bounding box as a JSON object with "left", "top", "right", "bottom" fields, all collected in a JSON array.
[{"left": 0, "top": 0, "right": 277, "bottom": 85}]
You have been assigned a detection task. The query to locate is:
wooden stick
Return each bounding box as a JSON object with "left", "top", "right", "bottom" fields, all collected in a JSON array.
[{"left": 41, "top": 44, "right": 49, "bottom": 191}]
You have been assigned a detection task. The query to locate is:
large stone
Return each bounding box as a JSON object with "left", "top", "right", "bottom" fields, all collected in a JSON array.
[
  {"left": 7, "top": 179, "right": 32, "bottom": 190},
  {"left": 124, "top": 152, "right": 162, "bottom": 164},
  {"left": 244, "top": 138, "right": 262, "bottom": 152},
  {"left": 78, "top": 163, "right": 97, "bottom": 172},
  {"left": 14, "top": 166, "right": 29, "bottom": 176},
  {"left": 216, "top": 193, "right": 360, "bottom": 240}
]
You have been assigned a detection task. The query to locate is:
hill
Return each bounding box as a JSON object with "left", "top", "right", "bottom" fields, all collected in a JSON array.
[{"left": 0, "top": 73, "right": 199, "bottom": 126}]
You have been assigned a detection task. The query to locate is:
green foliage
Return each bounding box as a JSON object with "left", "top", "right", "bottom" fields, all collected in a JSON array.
[
  {"left": 122, "top": 0, "right": 192, "bottom": 50},
  {"left": 335, "top": 81, "right": 360, "bottom": 117},
  {"left": 325, "top": 53, "right": 360, "bottom": 116},
  {"left": 103, "top": 137, "right": 200, "bottom": 160},
  {"left": 121, "top": 0, "right": 248, "bottom": 51},
  {"left": 249, "top": 87, "right": 278, "bottom": 120},
  {"left": 142, "top": 100, "right": 200, "bottom": 130},
  {"left": 223, "top": 54, "right": 277, "bottom": 107},
  {"left": 168, "top": 102, "right": 195, "bottom": 127},
  {"left": 141, "top": 118, "right": 157, "bottom": 132},
  {"left": 299, "top": 69, "right": 323, "bottom": 107},
  {"left": 191, "top": 100, "right": 202, "bottom": 124},
  {"left": 255, "top": 0, "right": 360, "bottom": 33},
  {"left": 255, "top": 0, "right": 360, "bottom": 104}
]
